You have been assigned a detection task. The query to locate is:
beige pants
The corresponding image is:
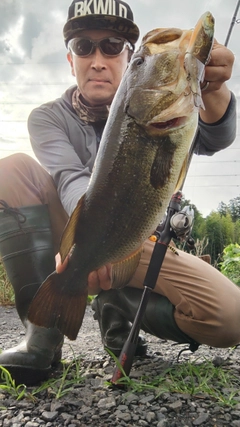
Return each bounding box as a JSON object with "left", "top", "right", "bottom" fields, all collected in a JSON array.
[
  {"left": 1, "top": 153, "right": 240, "bottom": 348},
  {"left": 0, "top": 153, "right": 68, "bottom": 253}
]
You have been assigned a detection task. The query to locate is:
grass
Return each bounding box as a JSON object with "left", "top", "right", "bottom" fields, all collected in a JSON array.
[
  {"left": 1, "top": 352, "right": 239, "bottom": 408},
  {"left": 30, "top": 355, "right": 84, "bottom": 400},
  {"left": 0, "top": 259, "right": 239, "bottom": 408},
  {"left": 0, "top": 350, "right": 84, "bottom": 404},
  {"left": 0, "top": 366, "right": 27, "bottom": 401},
  {"left": 152, "top": 359, "right": 239, "bottom": 406},
  {"left": 106, "top": 351, "right": 240, "bottom": 407},
  {"left": 0, "top": 260, "right": 14, "bottom": 306}
]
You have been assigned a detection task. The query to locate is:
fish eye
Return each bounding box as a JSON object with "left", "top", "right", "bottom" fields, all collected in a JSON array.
[{"left": 133, "top": 57, "right": 144, "bottom": 66}]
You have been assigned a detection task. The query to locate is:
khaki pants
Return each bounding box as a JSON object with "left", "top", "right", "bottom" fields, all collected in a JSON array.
[
  {"left": 0, "top": 153, "right": 68, "bottom": 253},
  {"left": 1, "top": 153, "right": 240, "bottom": 348}
]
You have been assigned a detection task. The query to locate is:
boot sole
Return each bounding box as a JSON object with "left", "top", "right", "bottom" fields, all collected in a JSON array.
[
  {"left": 0, "top": 365, "right": 52, "bottom": 386},
  {"left": 0, "top": 350, "right": 62, "bottom": 386},
  {"left": 105, "top": 343, "right": 148, "bottom": 358}
]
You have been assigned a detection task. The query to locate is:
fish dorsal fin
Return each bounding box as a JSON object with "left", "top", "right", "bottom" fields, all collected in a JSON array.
[
  {"left": 111, "top": 246, "right": 143, "bottom": 289},
  {"left": 59, "top": 195, "right": 85, "bottom": 262}
]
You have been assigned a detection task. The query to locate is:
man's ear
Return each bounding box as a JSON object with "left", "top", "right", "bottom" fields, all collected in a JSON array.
[{"left": 67, "top": 52, "right": 75, "bottom": 77}]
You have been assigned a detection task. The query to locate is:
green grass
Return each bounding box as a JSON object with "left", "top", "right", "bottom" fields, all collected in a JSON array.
[
  {"left": 0, "top": 258, "right": 239, "bottom": 408},
  {"left": 106, "top": 351, "right": 240, "bottom": 407},
  {"left": 152, "top": 359, "right": 239, "bottom": 406},
  {"left": 0, "top": 351, "right": 84, "bottom": 403},
  {"left": 0, "top": 366, "right": 27, "bottom": 401},
  {"left": 30, "top": 356, "right": 84, "bottom": 400},
  {"left": 1, "top": 352, "right": 239, "bottom": 408}
]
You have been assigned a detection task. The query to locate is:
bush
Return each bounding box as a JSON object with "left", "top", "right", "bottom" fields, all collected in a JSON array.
[{"left": 219, "top": 243, "right": 240, "bottom": 286}]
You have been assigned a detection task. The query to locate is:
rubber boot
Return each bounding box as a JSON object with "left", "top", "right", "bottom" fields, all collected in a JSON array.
[
  {"left": 0, "top": 202, "right": 64, "bottom": 385},
  {"left": 93, "top": 290, "right": 148, "bottom": 357},
  {"left": 92, "top": 287, "right": 199, "bottom": 356}
]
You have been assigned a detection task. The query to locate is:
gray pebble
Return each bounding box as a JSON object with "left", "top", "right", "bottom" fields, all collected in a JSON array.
[{"left": 1, "top": 305, "right": 240, "bottom": 427}]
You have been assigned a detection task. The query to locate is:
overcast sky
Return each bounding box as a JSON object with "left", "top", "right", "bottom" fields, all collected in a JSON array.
[{"left": 0, "top": 0, "right": 239, "bottom": 217}]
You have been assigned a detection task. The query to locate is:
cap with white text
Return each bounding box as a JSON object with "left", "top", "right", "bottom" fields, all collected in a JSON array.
[{"left": 63, "top": 0, "right": 140, "bottom": 46}]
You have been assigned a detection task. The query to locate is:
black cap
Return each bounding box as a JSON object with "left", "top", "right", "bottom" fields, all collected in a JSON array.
[{"left": 63, "top": 0, "right": 140, "bottom": 46}]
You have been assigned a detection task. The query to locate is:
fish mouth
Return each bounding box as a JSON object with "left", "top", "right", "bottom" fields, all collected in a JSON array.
[
  {"left": 145, "top": 91, "right": 196, "bottom": 132},
  {"left": 149, "top": 116, "right": 187, "bottom": 130}
]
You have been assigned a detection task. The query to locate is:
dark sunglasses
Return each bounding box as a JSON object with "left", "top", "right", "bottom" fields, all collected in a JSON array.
[{"left": 68, "top": 36, "right": 133, "bottom": 57}]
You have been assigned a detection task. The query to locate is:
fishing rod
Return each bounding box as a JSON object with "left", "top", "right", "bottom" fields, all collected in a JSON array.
[
  {"left": 179, "top": 0, "right": 240, "bottom": 190},
  {"left": 111, "top": 191, "right": 189, "bottom": 384},
  {"left": 110, "top": 4, "right": 239, "bottom": 385},
  {"left": 225, "top": 0, "right": 240, "bottom": 47},
  {"left": 181, "top": 0, "right": 240, "bottom": 195}
]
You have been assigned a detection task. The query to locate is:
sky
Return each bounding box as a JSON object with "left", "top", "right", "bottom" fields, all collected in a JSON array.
[{"left": 0, "top": 0, "right": 239, "bottom": 217}]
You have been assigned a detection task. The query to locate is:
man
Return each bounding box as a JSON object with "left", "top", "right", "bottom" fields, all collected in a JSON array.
[{"left": 0, "top": 0, "right": 239, "bottom": 386}]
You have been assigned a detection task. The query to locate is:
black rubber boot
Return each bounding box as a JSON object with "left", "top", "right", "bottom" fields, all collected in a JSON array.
[
  {"left": 92, "top": 290, "right": 148, "bottom": 357},
  {"left": 92, "top": 287, "right": 199, "bottom": 356},
  {"left": 0, "top": 202, "right": 64, "bottom": 385}
]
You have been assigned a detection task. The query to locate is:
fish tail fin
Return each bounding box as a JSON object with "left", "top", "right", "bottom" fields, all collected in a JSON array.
[{"left": 28, "top": 272, "right": 88, "bottom": 340}]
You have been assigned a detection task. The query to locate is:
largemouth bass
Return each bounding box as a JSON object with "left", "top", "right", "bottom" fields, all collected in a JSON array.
[{"left": 28, "top": 12, "right": 214, "bottom": 340}]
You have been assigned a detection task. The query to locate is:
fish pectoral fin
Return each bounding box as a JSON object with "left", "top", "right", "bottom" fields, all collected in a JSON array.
[
  {"left": 150, "top": 145, "right": 173, "bottom": 190},
  {"left": 111, "top": 246, "right": 143, "bottom": 289},
  {"left": 28, "top": 271, "right": 88, "bottom": 340},
  {"left": 60, "top": 195, "right": 85, "bottom": 262}
]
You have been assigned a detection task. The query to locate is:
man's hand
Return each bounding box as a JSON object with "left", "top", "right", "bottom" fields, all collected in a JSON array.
[
  {"left": 88, "top": 264, "right": 112, "bottom": 294},
  {"left": 200, "top": 39, "right": 234, "bottom": 123},
  {"left": 202, "top": 40, "right": 234, "bottom": 91},
  {"left": 55, "top": 252, "right": 69, "bottom": 274},
  {"left": 55, "top": 252, "right": 112, "bottom": 294}
]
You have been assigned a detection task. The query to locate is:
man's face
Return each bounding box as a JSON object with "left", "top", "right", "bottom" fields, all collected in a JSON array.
[{"left": 67, "top": 29, "right": 130, "bottom": 107}]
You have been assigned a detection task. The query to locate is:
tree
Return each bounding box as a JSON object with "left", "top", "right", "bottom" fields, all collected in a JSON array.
[
  {"left": 205, "top": 212, "right": 234, "bottom": 265},
  {"left": 218, "top": 196, "right": 240, "bottom": 222},
  {"left": 234, "top": 220, "right": 240, "bottom": 244},
  {"left": 228, "top": 196, "right": 240, "bottom": 222},
  {"left": 174, "top": 197, "right": 239, "bottom": 265},
  {"left": 217, "top": 201, "right": 229, "bottom": 217}
]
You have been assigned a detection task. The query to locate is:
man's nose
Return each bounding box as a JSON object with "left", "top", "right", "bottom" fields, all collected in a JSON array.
[{"left": 91, "top": 47, "right": 107, "bottom": 69}]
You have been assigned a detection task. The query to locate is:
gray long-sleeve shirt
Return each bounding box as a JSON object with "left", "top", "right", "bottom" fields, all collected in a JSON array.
[{"left": 28, "top": 85, "right": 237, "bottom": 216}]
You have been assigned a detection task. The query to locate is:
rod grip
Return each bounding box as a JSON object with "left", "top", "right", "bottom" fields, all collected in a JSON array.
[{"left": 111, "top": 339, "right": 138, "bottom": 384}]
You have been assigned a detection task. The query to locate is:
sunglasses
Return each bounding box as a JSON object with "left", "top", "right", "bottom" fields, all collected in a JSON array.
[{"left": 68, "top": 36, "right": 133, "bottom": 57}]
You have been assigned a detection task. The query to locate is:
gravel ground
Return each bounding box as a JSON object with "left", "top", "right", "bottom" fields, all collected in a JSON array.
[{"left": 1, "top": 304, "right": 240, "bottom": 427}]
